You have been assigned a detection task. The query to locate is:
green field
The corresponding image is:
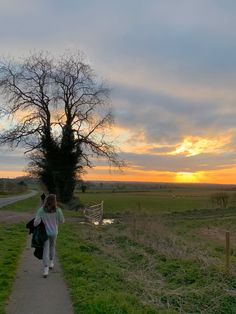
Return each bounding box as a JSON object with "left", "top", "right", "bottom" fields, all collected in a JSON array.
[{"left": 76, "top": 189, "right": 236, "bottom": 215}]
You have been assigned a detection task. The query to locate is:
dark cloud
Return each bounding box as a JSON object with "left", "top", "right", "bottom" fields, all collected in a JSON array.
[{"left": 112, "top": 82, "right": 236, "bottom": 144}]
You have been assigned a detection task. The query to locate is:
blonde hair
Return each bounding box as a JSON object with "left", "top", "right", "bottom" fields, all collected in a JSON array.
[{"left": 43, "top": 194, "right": 57, "bottom": 213}]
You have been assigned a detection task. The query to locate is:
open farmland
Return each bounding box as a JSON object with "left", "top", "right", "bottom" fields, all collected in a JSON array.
[{"left": 75, "top": 184, "right": 236, "bottom": 215}]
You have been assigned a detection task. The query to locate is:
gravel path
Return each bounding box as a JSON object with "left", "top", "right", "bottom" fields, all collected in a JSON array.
[{"left": 5, "top": 237, "right": 74, "bottom": 314}]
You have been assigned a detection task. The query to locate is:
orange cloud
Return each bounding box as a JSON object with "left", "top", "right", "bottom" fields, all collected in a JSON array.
[
  {"left": 108, "top": 126, "right": 176, "bottom": 155},
  {"left": 110, "top": 125, "right": 233, "bottom": 158},
  {"left": 84, "top": 171, "right": 175, "bottom": 182},
  {"left": 168, "top": 134, "right": 232, "bottom": 157},
  {"left": 84, "top": 165, "right": 206, "bottom": 183},
  {"left": 201, "top": 166, "right": 236, "bottom": 185}
]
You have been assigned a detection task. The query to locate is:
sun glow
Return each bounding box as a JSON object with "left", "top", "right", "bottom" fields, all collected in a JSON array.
[{"left": 175, "top": 171, "right": 204, "bottom": 183}]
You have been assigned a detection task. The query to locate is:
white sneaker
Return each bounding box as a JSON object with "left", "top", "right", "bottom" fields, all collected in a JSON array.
[
  {"left": 49, "top": 260, "right": 54, "bottom": 269},
  {"left": 43, "top": 266, "right": 49, "bottom": 278}
]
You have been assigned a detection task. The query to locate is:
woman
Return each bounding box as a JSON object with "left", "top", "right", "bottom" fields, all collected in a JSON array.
[{"left": 34, "top": 194, "right": 65, "bottom": 278}]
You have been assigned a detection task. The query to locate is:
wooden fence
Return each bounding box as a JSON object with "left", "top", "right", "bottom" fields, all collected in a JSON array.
[{"left": 84, "top": 201, "right": 104, "bottom": 224}]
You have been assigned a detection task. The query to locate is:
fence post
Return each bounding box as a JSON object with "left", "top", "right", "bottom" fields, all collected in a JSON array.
[
  {"left": 138, "top": 202, "right": 141, "bottom": 211},
  {"left": 225, "top": 231, "right": 230, "bottom": 275},
  {"left": 99, "top": 201, "right": 104, "bottom": 225},
  {"left": 132, "top": 215, "right": 136, "bottom": 240}
]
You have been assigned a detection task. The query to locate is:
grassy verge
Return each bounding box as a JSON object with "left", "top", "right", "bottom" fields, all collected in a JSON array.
[
  {"left": 0, "top": 223, "right": 27, "bottom": 314},
  {"left": 0, "top": 189, "right": 28, "bottom": 198},
  {"left": 0, "top": 194, "right": 40, "bottom": 213}
]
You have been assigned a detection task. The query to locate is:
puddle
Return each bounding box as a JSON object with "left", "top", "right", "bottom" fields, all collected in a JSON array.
[
  {"left": 93, "top": 219, "right": 115, "bottom": 225},
  {"left": 79, "top": 219, "right": 115, "bottom": 225}
]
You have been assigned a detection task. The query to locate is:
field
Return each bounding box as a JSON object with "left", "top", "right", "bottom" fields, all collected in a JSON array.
[
  {"left": 75, "top": 188, "right": 236, "bottom": 215},
  {"left": 2, "top": 184, "right": 236, "bottom": 313}
]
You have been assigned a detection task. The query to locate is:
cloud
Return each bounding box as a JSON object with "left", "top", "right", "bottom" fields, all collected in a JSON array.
[
  {"left": 1, "top": 1, "right": 236, "bottom": 182},
  {"left": 167, "top": 134, "right": 233, "bottom": 157},
  {"left": 0, "top": 0, "right": 39, "bottom": 12},
  {"left": 0, "top": 146, "right": 29, "bottom": 177},
  {"left": 111, "top": 81, "right": 236, "bottom": 147}
]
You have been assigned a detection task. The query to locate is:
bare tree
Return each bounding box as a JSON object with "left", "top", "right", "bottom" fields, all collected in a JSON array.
[
  {"left": 211, "top": 192, "right": 229, "bottom": 209},
  {"left": 0, "top": 52, "right": 123, "bottom": 202}
]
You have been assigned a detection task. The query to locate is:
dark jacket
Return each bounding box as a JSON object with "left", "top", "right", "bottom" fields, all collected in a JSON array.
[{"left": 26, "top": 219, "right": 48, "bottom": 259}]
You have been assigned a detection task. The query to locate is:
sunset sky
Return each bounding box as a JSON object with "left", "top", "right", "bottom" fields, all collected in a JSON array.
[{"left": 1, "top": 0, "right": 236, "bottom": 184}]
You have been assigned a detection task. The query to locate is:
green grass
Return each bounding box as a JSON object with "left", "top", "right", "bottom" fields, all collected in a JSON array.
[
  {"left": 57, "top": 214, "right": 236, "bottom": 314},
  {"left": 0, "top": 194, "right": 40, "bottom": 213},
  {"left": 57, "top": 222, "right": 159, "bottom": 314},
  {"left": 0, "top": 190, "right": 28, "bottom": 197},
  {"left": 0, "top": 191, "right": 28, "bottom": 198},
  {"left": 0, "top": 223, "right": 27, "bottom": 314},
  {"left": 57, "top": 187, "right": 236, "bottom": 314}
]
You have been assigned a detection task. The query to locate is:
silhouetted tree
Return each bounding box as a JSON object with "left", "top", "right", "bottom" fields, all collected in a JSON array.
[
  {"left": 81, "top": 184, "right": 87, "bottom": 193},
  {"left": 0, "top": 52, "right": 123, "bottom": 202}
]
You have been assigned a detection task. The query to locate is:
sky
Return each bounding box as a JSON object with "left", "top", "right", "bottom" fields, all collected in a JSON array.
[{"left": 1, "top": 0, "right": 236, "bottom": 184}]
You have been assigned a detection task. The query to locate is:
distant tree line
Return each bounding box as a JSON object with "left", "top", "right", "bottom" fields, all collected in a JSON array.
[{"left": 0, "top": 180, "right": 27, "bottom": 195}]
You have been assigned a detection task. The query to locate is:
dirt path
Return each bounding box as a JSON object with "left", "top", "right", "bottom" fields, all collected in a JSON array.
[
  {"left": 5, "top": 236, "right": 74, "bottom": 314},
  {"left": 0, "top": 210, "right": 33, "bottom": 223}
]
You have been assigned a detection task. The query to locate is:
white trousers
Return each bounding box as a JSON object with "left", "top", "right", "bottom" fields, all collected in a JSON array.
[{"left": 43, "top": 235, "right": 57, "bottom": 267}]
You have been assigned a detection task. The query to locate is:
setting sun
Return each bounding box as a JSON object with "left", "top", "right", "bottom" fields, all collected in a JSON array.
[{"left": 175, "top": 171, "right": 204, "bottom": 183}]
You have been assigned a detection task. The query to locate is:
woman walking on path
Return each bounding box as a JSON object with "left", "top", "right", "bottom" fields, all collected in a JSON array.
[{"left": 34, "top": 194, "right": 65, "bottom": 278}]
